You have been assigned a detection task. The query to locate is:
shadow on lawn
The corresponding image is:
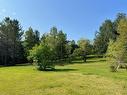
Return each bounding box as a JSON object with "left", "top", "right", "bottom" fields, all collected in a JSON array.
[
  {"left": 0, "top": 63, "right": 31, "bottom": 68},
  {"left": 16, "top": 64, "right": 31, "bottom": 66},
  {"left": 71, "top": 59, "right": 106, "bottom": 64},
  {"left": 42, "top": 68, "right": 78, "bottom": 72},
  {"left": 54, "top": 68, "right": 77, "bottom": 72}
]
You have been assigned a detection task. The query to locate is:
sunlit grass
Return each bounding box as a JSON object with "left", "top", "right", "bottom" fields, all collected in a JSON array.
[{"left": 0, "top": 58, "right": 127, "bottom": 95}]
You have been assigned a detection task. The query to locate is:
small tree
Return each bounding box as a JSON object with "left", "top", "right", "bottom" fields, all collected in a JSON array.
[
  {"left": 72, "top": 48, "right": 82, "bottom": 57},
  {"left": 28, "top": 44, "right": 55, "bottom": 71},
  {"left": 77, "top": 39, "right": 92, "bottom": 62}
]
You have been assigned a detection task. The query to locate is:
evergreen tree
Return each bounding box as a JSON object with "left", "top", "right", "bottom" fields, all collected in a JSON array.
[
  {"left": 94, "top": 20, "right": 115, "bottom": 54},
  {"left": 23, "top": 27, "right": 40, "bottom": 59},
  {"left": 94, "top": 13, "right": 127, "bottom": 55},
  {"left": 0, "top": 17, "right": 24, "bottom": 65}
]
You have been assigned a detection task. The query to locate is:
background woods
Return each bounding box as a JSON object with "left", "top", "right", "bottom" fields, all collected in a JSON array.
[{"left": 0, "top": 13, "right": 127, "bottom": 71}]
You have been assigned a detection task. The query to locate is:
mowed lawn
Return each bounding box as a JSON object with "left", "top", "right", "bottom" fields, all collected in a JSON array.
[{"left": 0, "top": 58, "right": 127, "bottom": 95}]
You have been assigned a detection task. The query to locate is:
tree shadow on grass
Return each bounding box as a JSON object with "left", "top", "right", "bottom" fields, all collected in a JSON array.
[
  {"left": 42, "top": 68, "right": 78, "bottom": 72},
  {"left": 54, "top": 68, "right": 77, "bottom": 72},
  {"left": 0, "top": 63, "right": 31, "bottom": 68},
  {"left": 71, "top": 59, "right": 106, "bottom": 64},
  {"left": 16, "top": 63, "right": 32, "bottom": 66}
]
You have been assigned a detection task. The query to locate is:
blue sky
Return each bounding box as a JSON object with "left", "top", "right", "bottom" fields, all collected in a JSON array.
[{"left": 0, "top": 0, "right": 127, "bottom": 41}]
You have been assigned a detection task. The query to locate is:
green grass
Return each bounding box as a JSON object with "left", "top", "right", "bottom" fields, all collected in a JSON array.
[{"left": 0, "top": 58, "right": 127, "bottom": 95}]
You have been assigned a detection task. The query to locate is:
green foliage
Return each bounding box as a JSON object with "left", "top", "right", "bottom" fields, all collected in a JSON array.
[
  {"left": 106, "top": 18, "right": 127, "bottom": 71},
  {"left": 29, "top": 26, "right": 81, "bottom": 70},
  {"left": 94, "top": 20, "right": 115, "bottom": 54},
  {"left": 69, "top": 40, "right": 78, "bottom": 54},
  {"left": 65, "top": 42, "right": 72, "bottom": 63},
  {"left": 77, "top": 38, "right": 92, "bottom": 54},
  {"left": 41, "top": 27, "right": 68, "bottom": 62},
  {"left": 24, "top": 27, "right": 40, "bottom": 49},
  {"left": 29, "top": 44, "right": 55, "bottom": 71},
  {"left": 0, "top": 17, "right": 25, "bottom": 65},
  {"left": 72, "top": 39, "right": 92, "bottom": 62},
  {"left": 113, "top": 13, "right": 126, "bottom": 31},
  {"left": 23, "top": 27, "right": 40, "bottom": 59},
  {"left": 72, "top": 48, "right": 82, "bottom": 57},
  {"left": 94, "top": 13, "right": 127, "bottom": 55}
]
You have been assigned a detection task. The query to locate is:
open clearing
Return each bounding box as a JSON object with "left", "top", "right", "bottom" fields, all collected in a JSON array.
[{"left": 0, "top": 58, "right": 127, "bottom": 95}]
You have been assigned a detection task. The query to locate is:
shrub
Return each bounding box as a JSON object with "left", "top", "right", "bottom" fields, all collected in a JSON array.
[{"left": 29, "top": 44, "right": 55, "bottom": 71}]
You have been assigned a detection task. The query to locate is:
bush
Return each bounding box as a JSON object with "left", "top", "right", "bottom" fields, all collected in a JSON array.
[{"left": 29, "top": 44, "right": 55, "bottom": 71}]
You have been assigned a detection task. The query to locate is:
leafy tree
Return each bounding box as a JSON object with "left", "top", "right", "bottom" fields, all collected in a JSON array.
[
  {"left": 93, "top": 20, "right": 115, "bottom": 54},
  {"left": 29, "top": 43, "right": 55, "bottom": 71},
  {"left": 106, "top": 18, "right": 127, "bottom": 72},
  {"left": 94, "top": 13, "right": 127, "bottom": 55},
  {"left": 45, "top": 27, "right": 58, "bottom": 53},
  {"left": 41, "top": 33, "right": 48, "bottom": 44},
  {"left": 65, "top": 41, "right": 73, "bottom": 63},
  {"left": 72, "top": 39, "right": 92, "bottom": 62},
  {"left": 113, "top": 13, "right": 126, "bottom": 33},
  {"left": 42, "top": 27, "right": 67, "bottom": 62},
  {"left": 70, "top": 40, "right": 78, "bottom": 54},
  {"left": 78, "top": 39, "right": 92, "bottom": 54},
  {"left": 29, "top": 26, "right": 70, "bottom": 71},
  {"left": 72, "top": 48, "right": 82, "bottom": 58},
  {"left": 56, "top": 30, "right": 67, "bottom": 60}
]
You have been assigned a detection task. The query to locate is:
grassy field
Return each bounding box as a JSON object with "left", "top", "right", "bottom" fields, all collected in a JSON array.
[{"left": 0, "top": 58, "right": 127, "bottom": 95}]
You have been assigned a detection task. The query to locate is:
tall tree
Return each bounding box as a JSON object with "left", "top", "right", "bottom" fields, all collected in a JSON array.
[
  {"left": 56, "top": 30, "right": 67, "bottom": 60},
  {"left": 0, "top": 17, "right": 24, "bottom": 65},
  {"left": 93, "top": 20, "right": 115, "bottom": 54},
  {"left": 43, "top": 27, "right": 67, "bottom": 61},
  {"left": 23, "top": 27, "right": 40, "bottom": 58},
  {"left": 113, "top": 13, "right": 126, "bottom": 31},
  {"left": 107, "top": 18, "right": 127, "bottom": 71},
  {"left": 94, "top": 13, "right": 127, "bottom": 55},
  {"left": 70, "top": 40, "right": 78, "bottom": 54},
  {"left": 34, "top": 30, "right": 40, "bottom": 44}
]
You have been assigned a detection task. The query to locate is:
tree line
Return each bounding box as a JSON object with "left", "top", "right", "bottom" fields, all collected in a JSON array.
[
  {"left": 0, "top": 17, "right": 92, "bottom": 68},
  {"left": 0, "top": 18, "right": 41, "bottom": 65},
  {"left": 93, "top": 13, "right": 126, "bottom": 54},
  {"left": 0, "top": 13, "right": 127, "bottom": 71},
  {"left": 93, "top": 13, "right": 127, "bottom": 71}
]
